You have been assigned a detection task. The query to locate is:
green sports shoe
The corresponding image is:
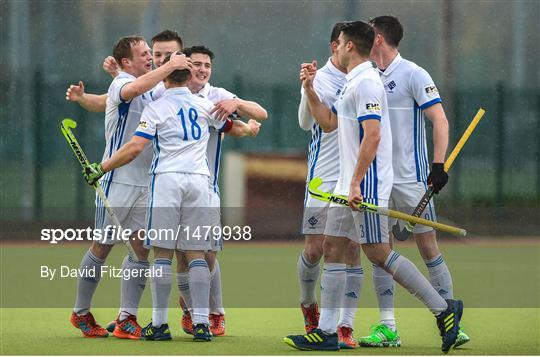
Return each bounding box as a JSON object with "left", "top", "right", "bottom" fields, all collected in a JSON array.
[
  {"left": 454, "top": 329, "right": 470, "bottom": 348},
  {"left": 359, "top": 324, "right": 401, "bottom": 347}
]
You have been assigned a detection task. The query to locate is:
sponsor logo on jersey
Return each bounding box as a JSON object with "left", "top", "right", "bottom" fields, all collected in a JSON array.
[
  {"left": 424, "top": 85, "right": 439, "bottom": 96},
  {"left": 138, "top": 121, "right": 148, "bottom": 129},
  {"left": 366, "top": 102, "right": 381, "bottom": 111},
  {"left": 388, "top": 80, "right": 396, "bottom": 91},
  {"left": 336, "top": 88, "right": 342, "bottom": 96}
]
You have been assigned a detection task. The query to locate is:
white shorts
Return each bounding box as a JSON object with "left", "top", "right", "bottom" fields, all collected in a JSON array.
[
  {"left": 95, "top": 181, "right": 148, "bottom": 245},
  {"left": 209, "top": 189, "right": 222, "bottom": 252},
  {"left": 390, "top": 181, "right": 436, "bottom": 234},
  {"left": 325, "top": 198, "right": 389, "bottom": 244},
  {"left": 145, "top": 172, "right": 212, "bottom": 251},
  {"left": 301, "top": 180, "right": 336, "bottom": 235}
]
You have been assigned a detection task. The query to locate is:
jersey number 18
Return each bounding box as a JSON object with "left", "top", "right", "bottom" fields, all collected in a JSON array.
[{"left": 178, "top": 107, "right": 201, "bottom": 141}]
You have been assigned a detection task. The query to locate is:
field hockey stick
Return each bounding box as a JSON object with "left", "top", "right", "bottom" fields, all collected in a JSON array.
[
  {"left": 60, "top": 118, "right": 138, "bottom": 260},
  {"left": 308, "top": 177, "right": 467, "bottom": 237},
  {"left": 393, "top": 108, "right": 486, "bottom": 241}
]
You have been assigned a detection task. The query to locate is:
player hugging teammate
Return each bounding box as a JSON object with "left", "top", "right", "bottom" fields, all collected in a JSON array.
[
  {"left": 286, "top": 17, "right": 468, "bottom": 353},
  {"left": 66, "top": 30, "right": 266, "bottom": 342}
]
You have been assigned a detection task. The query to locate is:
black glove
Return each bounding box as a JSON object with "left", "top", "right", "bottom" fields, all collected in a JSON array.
[{"left": 427, "top": 162, "right": 448, "bottom": 194}]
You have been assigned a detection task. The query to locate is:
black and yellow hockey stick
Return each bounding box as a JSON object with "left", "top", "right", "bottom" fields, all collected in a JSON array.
[
  {"left": 308, "top": 177, "right": 467, "bottom": 237},
  {"left": 393, "top": 108, "right": 486, "bottom": 241},
  {"left": 61, "top": 118, "right": 138, "bottom": 260}
]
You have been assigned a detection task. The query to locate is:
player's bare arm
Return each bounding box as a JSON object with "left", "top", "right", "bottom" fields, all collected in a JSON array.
[
  {"left": 101, "top": 136, "right": 149, "bottom": 173},
  {"left": 227, "top": 119, "right": 261, "bottom": 137},
  {"left": 348, "top": 119, "right": 381, "bottom": 210},
  {"left": 424, "top": 102, "right": 449, "bottom": 193},
  {"left": 300, "top": 62, "right": 337, "bottom": 132},
  {"left": 424, "top": 103, "right": 449, "bottom": 163},
  {"left": 120, "top": 52, "right": 192, "bottom": 102},
  {"left": 297, "top": 91, "right": 314, "bottom": 131},
  {"left": 211, "top": 98, "right": 268, "bottom": 121},
  {"left": 65, "top": 81, "right": 107, "bottom": 112}
]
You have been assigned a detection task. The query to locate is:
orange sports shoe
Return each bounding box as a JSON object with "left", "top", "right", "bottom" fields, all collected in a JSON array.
[
  {"left": 113, "top": 314, "right": 142, "bottom": 340},
  {"left": 209, "top": 313, "right": 226, "bottom": 336},
  {"left": 301, "top": 303, "right": 320, "bottom": 333},
  {"left": 338, "top": 325, "right": 358, "bottom": 349},
  {"left": 70, "top": 311, "right": 109, "bottom": 338},
  {"left": 181, "top": 309, "right": 193, "bottom": 335}
]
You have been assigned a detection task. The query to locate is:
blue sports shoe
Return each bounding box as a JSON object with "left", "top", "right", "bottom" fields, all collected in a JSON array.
[
  {"left": 192, "top": 323, "right": 212, "bottom": 342},
  {"left": 436, "top": 299, "right": 463, "bottom": 353},
  {"left": 283, "top": 328, "right": 339, "bottom": 351},
  {"left": 140, "top": 322, "right": 172, "bottom": 341}
]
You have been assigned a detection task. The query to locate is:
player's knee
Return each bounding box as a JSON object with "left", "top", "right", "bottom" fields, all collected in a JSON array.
[
  {"left": 345, "top": 242, "right": 360, "bottom": 266},
  {"left": 205, "top": 251, "right": 217, "bottom": 271},
  {"left": 176, "top": 251, "right": 189, "bottom": 272},
  {"left": 362, "top": 245, "right": 388, "bottom": 267},
  {"left": 414, "top": 230, "right": 439, "bottom": 260},
  {"left": 304, "top": 241, "right": 323, "bottom": 264},
  {"left": 322, "top": 238, "right": 346, "bottom": 262},
  {"left": 90, "top": 242, "right": 112, "bottom": 260}
]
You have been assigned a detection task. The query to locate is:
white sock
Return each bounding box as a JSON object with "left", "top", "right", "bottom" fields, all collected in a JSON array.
[
  {"left": 177, "top": 271, "right": 191, "bottom": 311},
  {"left": 74, "top": 249, "right": 104, "bottom": 315},
  {"left": 210, "top": 259, "right": 225, "bottom": 315},
  {"left": 297, "top": 250, "right": 320, "bottom": 306},
  {"left": 372, "top": 264, "right": 396, "bottom": 331},
  {"left": 338, "top": 266, "right": 363, "bottom": 328},
  {"left": 119, "top": 255, "right": 149, "bottom": 321},
  {"left": 318, "top": 263, "right": 347, "bottom": 334},
  {"left": 151, "top": 259, "right": 172, "bottom": 327},
  {"left": 425, "top": 254, "right": 454, "bottom": 300},
  {"left": 188, "top": 259, "right": 210, "bottom": 325},
  {"left": 384, "top": 251, "right": 447, "bottom": 315}
]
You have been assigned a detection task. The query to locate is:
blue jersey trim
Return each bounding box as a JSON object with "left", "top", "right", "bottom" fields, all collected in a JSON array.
[
  {"left": 150, "top": 131, "right": 160, "bottom": 175},
  {"left": 145, "top": 173, "right": 157, "bottom": 246},
  {"left": 357, "top": 114, "right": 381, "bottom": 122},
  {"left": 134, "top": 131, "right": 154, "bottom": 140},
  {"left": 308, "top": 124, "right": 322, "bottom": 181},
  {"left": 331, "top": 106, "right": 337, "bottom": 114},
  {"left": 213, "top": 134, "right": 222, "bottom": 193},
  {"left": 419, "top": 97, "right": 442, "bottom": 110}
]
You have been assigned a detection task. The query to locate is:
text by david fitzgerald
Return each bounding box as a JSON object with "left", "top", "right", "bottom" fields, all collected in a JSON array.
[{"left": 40, "top": 265, "right": 163, "bottom": 281}]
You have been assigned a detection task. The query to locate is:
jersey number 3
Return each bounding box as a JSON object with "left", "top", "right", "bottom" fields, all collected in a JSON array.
[{"left": 178, "top": 107, "right": 201, "bottom": 141}]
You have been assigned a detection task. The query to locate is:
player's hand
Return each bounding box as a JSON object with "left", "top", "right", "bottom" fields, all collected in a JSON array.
[
  {"left": 167, "top": 52, "right": 192, "bottom": 71},
  {"left": 66, "top": 81, "right": 85, "bottom": 102},
  {"left": 427, "top": 162, "right": 448, "bottom": 194},
  {"left": 103, "top": 56, "right": 120, "bottom": 78},
  {"left": 247, "top": 119, "right": 261, "bottom": 137},
  {"left": 348, "top": 183, "right": 363, "bottom": 211},
  {"left": 299, "top": 60, "right": 317, "bottom": 89},
  {"left": 211, "top": 99, "right": 240, "bottom": 121},
  {"left": 83, "top": 163, "right": 105, "bottom": 186}
]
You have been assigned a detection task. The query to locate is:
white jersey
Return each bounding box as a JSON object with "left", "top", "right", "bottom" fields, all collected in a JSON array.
[
  {"left": 149, "top": 81, "right": 166, "bottom": 101},
  {"left": 300, "top": 58, "right": 345, "bottom": 182},
  {"left": 134, "top": 87, "right": 227, "bottom": 176},
  {"left": 332, "top": 61, "right": 393, "bottom": 201},
  {"left": 195, "top": 83, "right": 237, "bottom": 193},
  {"left": 378, "top": 53, "right": 442, "bottom": 183},
  {"left": 102, "top": 71, "right": 153, "bottom": 187}
]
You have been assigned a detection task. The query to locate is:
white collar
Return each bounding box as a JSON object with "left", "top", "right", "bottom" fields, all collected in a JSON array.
[
  {"left": 345, "top": 60, "right": 376, "bottom": 82},
  {"left": 378, "top": 53, "right": 402, "bottom": 76}
]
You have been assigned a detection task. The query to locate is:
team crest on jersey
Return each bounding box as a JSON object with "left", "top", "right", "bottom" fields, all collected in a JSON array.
[
  {"left": 424, "top": 85, "right": 439, "bottom": 96},
  {"left": 138, "top": 121, "right": 148, "bottom": 129},
  {"left": 366, "top": 102, "right": 381, "bottom": 111},
  {"left": 388, "top": 80, "right": 396, "bottom": 91}
]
